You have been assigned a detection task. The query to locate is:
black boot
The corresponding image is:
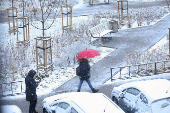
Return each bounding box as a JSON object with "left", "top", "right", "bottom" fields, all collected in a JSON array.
[
  {"left": 77, "top": 90, "right": 80, "bottom": 92},
  {"left": 92, "top": 88, "right": 99, "bottom": 93}
]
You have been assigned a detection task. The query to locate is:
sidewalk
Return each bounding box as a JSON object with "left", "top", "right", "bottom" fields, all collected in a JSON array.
[
  {"left": 55, "top": 13, "right": 170, "bottom": 93},
  {"left": 1, "top": 1, "right": 170, "bottom": 113}
]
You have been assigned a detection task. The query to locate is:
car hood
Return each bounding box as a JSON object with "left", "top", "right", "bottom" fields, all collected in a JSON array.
[{"left": 43, "top": 92, "right": 125, "bottom": 113}]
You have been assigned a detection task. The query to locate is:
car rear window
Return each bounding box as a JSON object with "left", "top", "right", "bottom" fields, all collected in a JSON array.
[
  {"left": 58, "top": 102, "right": 70, "bottom": 110},
  {"left": 126, "top": 88, "right": 140, "bottom": 96},
  {"left": 70, "top": 107, "right": 78, "bottom": 113}
]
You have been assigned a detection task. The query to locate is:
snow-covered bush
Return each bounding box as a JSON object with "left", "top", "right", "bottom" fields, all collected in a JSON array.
[
  {"left": 125, "top": 34, "right": 169, "bottom": 75},
  {"left": 90, "top": 6, "right": 169, "bottom": 29},
  {"left": 36, "top": 71, "right": 49, "bottom": 81},
  {"left": 0, "top": 41, "right": 36, "bottom": 82}
]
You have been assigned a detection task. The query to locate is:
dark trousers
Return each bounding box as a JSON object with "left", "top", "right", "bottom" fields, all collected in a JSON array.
[{"left": 29, "top": 99, "right": 37, "bottom": 113}]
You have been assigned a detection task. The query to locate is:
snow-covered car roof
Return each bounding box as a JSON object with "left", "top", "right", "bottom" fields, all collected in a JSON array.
[
  {"left": 43, "top": 92, "right": 125, "bottom": 113},
  {"left": 114, "top": 79, "right": 170, "bottom": 104},
  {"left": 0, "top": 105, "right": 22, "bottom": 113}
]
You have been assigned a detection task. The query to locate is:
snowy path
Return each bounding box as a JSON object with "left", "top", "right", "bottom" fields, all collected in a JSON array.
[{"left": 55, "top": 12, "right": 170, "bottom": 93}]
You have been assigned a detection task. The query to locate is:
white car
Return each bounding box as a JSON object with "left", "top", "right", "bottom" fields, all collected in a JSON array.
[
  {"left": 42, "top": 92, "right": 125, "bottom": 113},
  {"left": 111, "top": 79, "right": 170, "bottom": 113},
  {"left": 0, "top": 105, "right": 22, "bottom": 113}
]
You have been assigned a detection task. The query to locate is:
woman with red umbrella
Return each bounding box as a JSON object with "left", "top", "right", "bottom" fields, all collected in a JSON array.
[{"left": 76, "top": 49, "right": 100, "bottom": 93}]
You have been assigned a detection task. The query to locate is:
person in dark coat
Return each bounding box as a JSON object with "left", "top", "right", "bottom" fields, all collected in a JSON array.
[
  {"left": 25, "top": 70, "right": 39, "bottom": 113},
  {"left": 77, "top": 58, "right": 99, "bottom": 93}
]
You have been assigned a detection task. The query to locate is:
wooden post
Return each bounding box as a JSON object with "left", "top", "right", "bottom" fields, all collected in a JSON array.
[
  {"left": 70, "top": 7, "right": 72, "bottom": 27},
  {"left": 7, "top": 10, "right": 10, "bottom": 32},
  {"left": 61, "top": 6, "right": 63, "bottom": 32},
  {"left": 35, "top": 37, "right": 53, "bottom": 72},
  {"left": 118, "top": 1, "right": 120, "bottom": 22},
  {"left": 121, "top": 1, "right": 123, "bottom": 21},
  {"left": 117, "top": 0, "right": 128, "bottom": 23},
  {"left": 50, "top": 38, "right": 53, "bottom": 71},
  {"left": 23, "top": 18, "right": 26, "bottom": 41},
  {"left": 44, "top": 40, "right": 47, "bottom": 72},
  {"left": 36, "top": 39, "right": 38, "bottom": 72},
  {"left": 12, "top": 8, "right": 15, "bottom": 33},
  {"left": 16, "top": 18, "right": 18, "bottom": 41},
  {"left": 28, "top": 17, "right": 30, "bottom": 40},
  {"left": 167, "top": 28, "right": 170, "bottom": 71},
  {"left": 127, "top": 1, "right": 129, "bottom": 21},
  {"left": 25, "top": 18, "right": 27, "bottom": 41},
  {"left": 169, "top": 28, "right": 170, "bottom": 55}
]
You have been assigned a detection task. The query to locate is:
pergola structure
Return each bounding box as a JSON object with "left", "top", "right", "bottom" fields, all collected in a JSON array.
[
  {"left": 15, "top": 16, "right": 30, "bottom": 44},
  {"left": 35, "top": 37, "right": 53, "bottom": 72},
  {"left": 61, "top": 4, "right": 72, "bottom": 33},
  {"left": 6, "top": 6, "right": 17, "bottom": 35},
  {"left": 15, "top": 0, "right": 30, "bottom": 44},
  {"left": 117, "top": 0, "right": 129, "bottom": 23}
]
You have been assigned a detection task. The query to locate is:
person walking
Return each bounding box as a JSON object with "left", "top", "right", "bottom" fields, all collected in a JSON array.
[
  {"left": 77, "top": 58, "right": 99, "bottom": 93},
  {"left": 25, "top": 70, "right": 39, "bottom": 113}
]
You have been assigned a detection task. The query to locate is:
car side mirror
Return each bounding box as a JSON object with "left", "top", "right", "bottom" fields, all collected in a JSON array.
[{"left": 119, "top": 92, "right": 125, "bottom": 99}]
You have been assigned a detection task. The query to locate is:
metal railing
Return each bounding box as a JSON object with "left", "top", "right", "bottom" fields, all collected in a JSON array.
[
  {"left": 0, "top": 80, "right": 25, "bottom": 96},
  {"left": 110, "top": 60, "right": 170, "bottom": 81}
]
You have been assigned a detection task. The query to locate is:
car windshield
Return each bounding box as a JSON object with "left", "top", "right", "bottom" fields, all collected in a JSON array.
[{"left": 151, "top": 98, "right": 170, "bottom": 113}]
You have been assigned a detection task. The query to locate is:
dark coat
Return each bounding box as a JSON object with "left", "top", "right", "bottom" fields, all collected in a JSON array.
[
  {"left": 79, "top": 60, "right": 90, "bottom": 80},
  {"left": 25, "top": 70, "right": 38, "bottom": 101}
]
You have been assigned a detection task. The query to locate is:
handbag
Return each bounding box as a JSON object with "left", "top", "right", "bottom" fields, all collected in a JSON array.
[{"left": 76, "top": 66, "right": 81, "bottom": 76}]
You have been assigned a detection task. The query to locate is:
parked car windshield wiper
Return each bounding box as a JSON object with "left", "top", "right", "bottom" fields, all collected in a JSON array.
[
  {"left": 104, "top": 100, "right": 108, "bottom": 112},
  {"left": 166, "top": 86, "right": 170, "bottom": 93}
]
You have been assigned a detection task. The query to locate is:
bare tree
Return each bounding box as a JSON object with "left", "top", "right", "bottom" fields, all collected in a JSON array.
[
  {"left": 165, "top": 0, "right": 170, "bottom": 8},
  {"left": 28, "top": 0, "right": 63, "bottom": 37},
  {"left": 27, "top": 0, "right": 64, "bottom": 72}
]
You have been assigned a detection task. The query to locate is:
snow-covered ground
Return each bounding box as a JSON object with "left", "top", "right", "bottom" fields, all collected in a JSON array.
[{"left": 0, "top": 0, "right": 170, "bottom": 101}]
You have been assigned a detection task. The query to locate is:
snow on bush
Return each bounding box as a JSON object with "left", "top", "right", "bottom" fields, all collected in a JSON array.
[
  {"left": 116, "top": 34, "right": 170, "bottom": 78},
  {"left": 95, "top": 6, "right": 170, "bottom": 29},
  {"left": 125, "top": 34, "right": 169, "bottom": 65}
]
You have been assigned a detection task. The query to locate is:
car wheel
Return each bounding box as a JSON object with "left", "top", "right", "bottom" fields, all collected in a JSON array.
[
  {"left": 112, "top": 96, "right": 118, "bottom": 105},
  {"left": 43, "top": 108, "right": 48, "bottom": 113}
]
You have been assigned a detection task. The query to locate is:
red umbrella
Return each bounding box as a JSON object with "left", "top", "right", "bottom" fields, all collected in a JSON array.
[{"left": 76, "top": 49, "right": 100, "bottom": 59}]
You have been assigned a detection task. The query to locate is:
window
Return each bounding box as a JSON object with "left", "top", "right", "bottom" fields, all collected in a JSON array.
[
  {"left": 58, "top": 102, "right": 70, "bottom": 110},
  {"left": 70, "top": 107, "right": 78, "bottom": 113},
  {"left": 126, "top": 88, "right": 140, "bottom": 96},
  {"left": 140, "top": 93, "right": 148, "bottom": 104}
]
